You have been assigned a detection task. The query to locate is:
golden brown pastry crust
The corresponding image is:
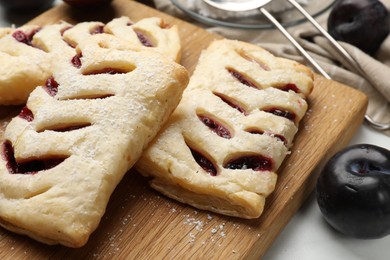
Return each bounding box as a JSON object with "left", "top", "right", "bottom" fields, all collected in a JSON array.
[
  {"left": 136, "top": 39, "right": 313, "bottom": 219},
  {"left": 0, "top": 28, "right": 188, "bottom": 247},
  {"left": 0, "top": 16, "right": 181, "bottom": 105}
]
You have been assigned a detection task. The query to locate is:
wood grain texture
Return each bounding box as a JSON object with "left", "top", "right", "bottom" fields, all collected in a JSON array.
[{"left": 0, "top": 0, "right": 368, "bottom": 258}]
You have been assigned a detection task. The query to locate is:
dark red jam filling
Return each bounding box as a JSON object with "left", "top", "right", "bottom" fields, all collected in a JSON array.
[
  {"left": 91, "top": 25, "right": 104, "bottom": 34},
  {"left": 12, "top": 29, "right": 40, "bottom": 46},
  {"left": 264, "top": 108, "right": 296, "bottom": 122},
  {"left": 198, "top": 115, "right": 231, "bottom": 139},
  {"left": 45, "top": 77, "right": 59, "bottom": 97},
  {"left": 247, "top": 129, "right": 287, "bottom": 145},
  {"left": 83, "top": 68, "right": 128, "bottom": 75},
  {"left": 280, "top": 83, "right": 300, "bottom": 94},
  {"left": 18, "top": 107, "right": 34, "bottom": 122},
  {"left": 224, "top": 155, "right": 273, "bottom": 171},
  {"left": 135, "top": 31, "right": 153, "bottom": 47},
  {"left": 227, "top": 68, "right": 258, "bottom": 89},
  {"left": 214, "top": 93, "right": 247, "bottom": 115},
  {"left": 71, "top": 53, "right": 82, "bottom": 68},
  {"left": 2, "top": 141, "right": 66, "bottom": 174},
  {"left": 2, "top": 141, "right": 17, "bottom": 174},
  {"left": 189, "top": 147, "right": 217, "bottom": 176}
]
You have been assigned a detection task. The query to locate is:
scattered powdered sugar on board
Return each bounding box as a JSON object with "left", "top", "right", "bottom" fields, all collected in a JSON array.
[
  {"left": 179, "top": 210, "right": 233, "bottom": 244},
  {"left": 184, "top": 214, "right": 205, "bottom": 231}
]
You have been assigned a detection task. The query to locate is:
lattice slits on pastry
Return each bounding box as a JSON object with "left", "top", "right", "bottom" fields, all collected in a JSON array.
[
  {"left": 0, "top": 16, "right": 181, "bottom": 105},
  {"left": 0, "top": 31, "right": 188, "bottom": 247},
  {"left": 136, "top": 39, "right": 314, "bottom": 219}
]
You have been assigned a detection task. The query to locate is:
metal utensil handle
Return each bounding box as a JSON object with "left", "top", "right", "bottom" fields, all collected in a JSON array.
[
  {"left": 264, "top": 0, "right": 390, "bottom": 131},
  {"left": 287, "top": 0, "right": 361, "bottom": 74},
  {"left": 287, "top": 0, "right": 390, "bottom": 130},
  {"left": 260, "top": 7, "right": 331, "bottom": 79}
]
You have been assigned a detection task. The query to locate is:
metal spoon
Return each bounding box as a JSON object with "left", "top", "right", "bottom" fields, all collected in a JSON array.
[
  {"left": 202, "top": 0, "right": 390, "bottom": 131},
  {"left": 203, "top": 0, "right": 272, "bottom": 12},
  {"left": 204, "top": 0, "right": 330, "bottom": 77}
]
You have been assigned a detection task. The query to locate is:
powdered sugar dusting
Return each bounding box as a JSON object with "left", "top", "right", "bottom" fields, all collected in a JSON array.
[{"left": 177, "top": 209, "right": 245, "bottom": 249}]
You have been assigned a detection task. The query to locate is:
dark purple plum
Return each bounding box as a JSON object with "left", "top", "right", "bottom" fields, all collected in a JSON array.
[
  {"left": 328, "top": 0, "right": 390, "bottom": 54},
  {"left": 316, "top": 144, "right": 390, "bottom": 239},
  {"left": 0, "top": 0, "right": 55, "bottom": 11}
]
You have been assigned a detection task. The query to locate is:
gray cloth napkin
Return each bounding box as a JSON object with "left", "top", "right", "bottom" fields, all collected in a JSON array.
[{"left": 154, "top": 0, "right": 390, "bottom": 136}]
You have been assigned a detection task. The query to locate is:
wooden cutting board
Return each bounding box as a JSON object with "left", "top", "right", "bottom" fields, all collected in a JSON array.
[{"left": 0, "top": 0, "right": 368, "bottom": 259}]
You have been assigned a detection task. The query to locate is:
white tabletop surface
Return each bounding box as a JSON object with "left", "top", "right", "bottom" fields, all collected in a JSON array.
[
  {"left": 0, "top": 1, "right": 389, "bottom": 259},
  {"left": 265, "top": 125, "right": 390, "bottom": 260}
]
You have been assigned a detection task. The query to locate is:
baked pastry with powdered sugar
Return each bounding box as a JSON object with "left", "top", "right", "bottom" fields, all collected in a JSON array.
[
  {"left": 0, "top": 21, "right": 188, "bottom": 247},
  {"left": 0, "top": 16, "right": 181, "bottom": 105},
  {"left": 136, "top": 39, "right": 313, "bottom": 219}
]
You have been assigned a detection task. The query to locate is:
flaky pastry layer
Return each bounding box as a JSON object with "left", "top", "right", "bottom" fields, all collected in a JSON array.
[
  {"left": 0, "top": 24, "right": 188, "bottom": 247},
  {"left": 0, "top": 16, "right": 181, "bottom": 105},
  {"left": 136, "top": 39, "right": 313, "bottom": 219}
]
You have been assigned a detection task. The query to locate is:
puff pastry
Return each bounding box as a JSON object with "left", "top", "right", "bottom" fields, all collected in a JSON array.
[
  {"left": 0, "top": 28, "right": 188, "bottom": 247},
  {"left": 0, "top": 16, "right": 181, "bottom": 105},
  {"left": 136, "top": 39, "right": 314, "bottom": 219}
]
